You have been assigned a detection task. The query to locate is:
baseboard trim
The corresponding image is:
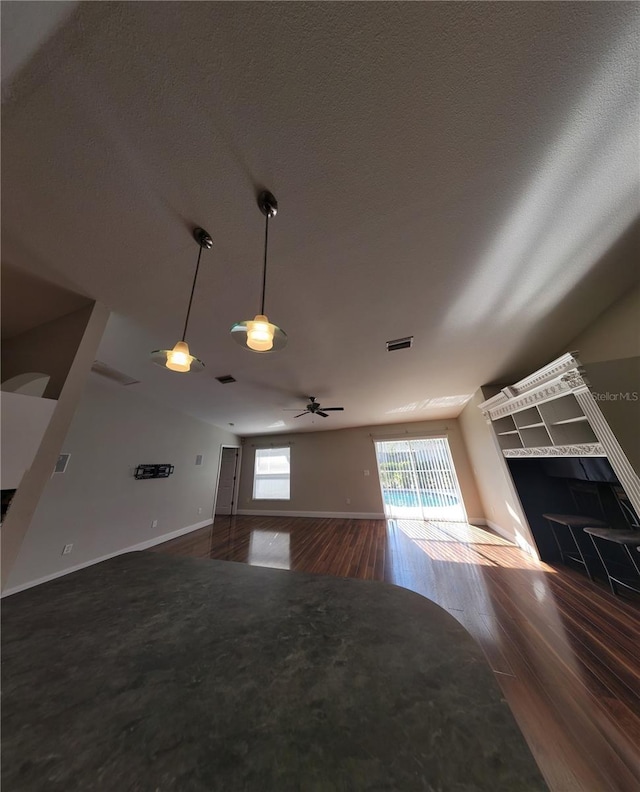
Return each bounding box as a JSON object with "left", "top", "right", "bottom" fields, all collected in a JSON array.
[
  {"left": 236, "top": 509, "right": 386, "bottom": 520},
  {"left": 484, "top": 519, "right": 517, "bottom": 543},
  {"left": 2, "top": 519, "right": 213, "bottom": 598}
]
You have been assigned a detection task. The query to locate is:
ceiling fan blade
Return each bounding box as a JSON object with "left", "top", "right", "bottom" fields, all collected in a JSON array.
[
  {"left": 322, "top": 407, "right": 344, "bottom": 411},
  {"left": 283, "top": 408, "right": 304, "bottom": 411},
  {"left": 294, "top": 412, "right": 308, "bottom": 418},
  {"left": 316, "top": 411, "right": 329, "bottom": 417}
]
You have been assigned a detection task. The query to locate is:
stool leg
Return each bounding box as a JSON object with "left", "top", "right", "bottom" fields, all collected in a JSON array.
[
  {"left": 569, "top": 526, "right": 594, "bottom": 581},
  {"left": 547, "top": 520, "right": 567, "bottom": 566},
  {"left": 588, "top": 535, "right": 617, "bottom": 596},
  {"left": 623, "top": 545, "right": 640, "bottom": 595}
]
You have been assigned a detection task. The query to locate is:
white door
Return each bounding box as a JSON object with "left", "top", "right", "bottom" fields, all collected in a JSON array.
[{"left": 216, "top": 447, "right": 238, "bottom": 515}]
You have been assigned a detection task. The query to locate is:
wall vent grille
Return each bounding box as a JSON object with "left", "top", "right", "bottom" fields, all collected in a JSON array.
[
  {"left": 54, "top": 454, "right": 71, "bottom": 474},
  {"left": 91, "top": 360, "right": 140, "bottom": 386},
  {"left": 386, "top": 336, "right": 413, "bottom": 352},
  {"left": 216, "top": 375, "right": 236, "bottom": 384}
]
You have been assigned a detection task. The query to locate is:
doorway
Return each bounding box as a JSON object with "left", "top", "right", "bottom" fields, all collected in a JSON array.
[
  {"left": 215, "top": 446, "right": 240, "bottom": 516},
  {"left": 374, "top": 437, "right": 467, "bottom": 521}
]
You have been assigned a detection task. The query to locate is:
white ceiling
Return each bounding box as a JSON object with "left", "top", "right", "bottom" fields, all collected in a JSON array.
[{"left": 2, "top": 2, "right": 638, "bottom": 435}]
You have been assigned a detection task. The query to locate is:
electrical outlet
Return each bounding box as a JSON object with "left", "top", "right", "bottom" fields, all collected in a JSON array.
[
  {"left": 197, "top": 507, "right": 202, "bottom": 515},
  {"left": 363, "top": 469, "right": 370, "bottom": 477},
  {"left": 346, "top": 498, "right": 351, "bottom": 504},
  {"left": 62, "top": 544, "right": 73, "bottom": 556},
  {"left": 151, "top": 519, "right": 158, "bottom": 529}
]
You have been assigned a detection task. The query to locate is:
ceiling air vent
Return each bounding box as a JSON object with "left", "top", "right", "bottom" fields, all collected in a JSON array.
[
  {"left": 91, "top": 360, "right": 140, "bottom": 386},
  {"left": 386, "top": 336, "right": 413, "bottom": 352},
  {"left": 216, "top": 375, "right": 236, "bottom": 384}
]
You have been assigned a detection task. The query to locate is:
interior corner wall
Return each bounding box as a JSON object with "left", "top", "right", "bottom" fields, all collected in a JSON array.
[
  {"left": 237, "top": 418, "right": 484, "bottom": 521},
  {"left": 563, "top": 283, "right": 640, "bottom": 365},
  {"left": 4, "top": 376, "right": 239, "bottom": 594},
  {"left": 565, "top": 283, "right": 640, "bottom": 475},
  {"left": 1, "top": 305, "right": 96, "bottom": 399},
  {"left": 1, "top": 301, "right": 109, "bottom": 588},
  {"left": 458, "top": 390, "right": 534, "bottom": 552}
]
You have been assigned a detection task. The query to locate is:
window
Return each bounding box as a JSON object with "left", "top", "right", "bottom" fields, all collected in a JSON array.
[{"left": 253, "top": 447, "right": 290, "bottom": 500}]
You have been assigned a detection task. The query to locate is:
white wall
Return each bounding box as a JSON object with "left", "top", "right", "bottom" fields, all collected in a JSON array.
[
  {"left": 1, "top": 301, "right": 109, "bottom": 586},
  {"left": 237, "top": 419, "right": 484, "bottom": 521},
  {"left": 5, "top": 375, "right": 238, "bottom": 593},
  {"left": 0, "top": 392, "right": 56, "bottom": 490},
  {"left": 564, "top": 283, "right": 640, "bottom": 364},
  {"left": 458, "top": 390, "right": 535, "bottom": 552}
]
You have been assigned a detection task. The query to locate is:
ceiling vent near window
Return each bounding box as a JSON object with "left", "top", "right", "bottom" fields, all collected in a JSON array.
[
  {"left": 386, "top": 336, "right": 413, "bottom": 352},
  {"left": 216, "top": 375, "right": 236, "bottom": 384},
  {"left": 91, "top": 360, "right": 140, "bottom": 386}
]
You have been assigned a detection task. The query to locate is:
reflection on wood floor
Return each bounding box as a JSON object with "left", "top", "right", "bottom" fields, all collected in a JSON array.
[{"left": 152, "top": 515, "right": 640, "bottom": 792}]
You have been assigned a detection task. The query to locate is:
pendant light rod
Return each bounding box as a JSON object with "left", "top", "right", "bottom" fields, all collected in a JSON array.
[
  {"left": 230, "top": 190, "right": 286, "bottom": 353},
  {"left": 260, "top": 213, "right": 269, "bottom": 315},
  {"left": 182, "top": 244, "right": 202, "bottom": 341},
  {"left": 258, "top": 191, "right": 278, "bottom": 316},
  {"left": 182, "top": 227, "right": 213, "bottom": 341}
]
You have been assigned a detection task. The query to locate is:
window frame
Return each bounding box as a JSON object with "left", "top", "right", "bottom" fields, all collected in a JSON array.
[{"left": 252, "top": 446, "right": 291, "bottom": 501}]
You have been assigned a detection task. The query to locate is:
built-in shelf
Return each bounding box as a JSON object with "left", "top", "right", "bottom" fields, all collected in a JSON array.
[
  {"left": 519, "top": 425, "right": 553, "bottom": 448},
  {"left": 547, "top": 421, "right": 597, "bottom": 446},
  {"left": 494, "top": 415, "right": 517, "bottom": 434},
  {"left": 482, "top": 372, "right": 601, "bottom": 455},
  {"left": 479, "top": 351, "right": 640, "bottom": 534},
  {"left": 514, "top": 408, "right": 542, "bottom": 430}
]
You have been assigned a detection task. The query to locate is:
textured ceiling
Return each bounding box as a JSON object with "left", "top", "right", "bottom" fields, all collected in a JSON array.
[{"left": 2, "top": 2, "right": 638, "bottom": 434}]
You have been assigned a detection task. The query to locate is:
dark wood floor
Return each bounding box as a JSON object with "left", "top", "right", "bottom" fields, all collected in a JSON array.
[{"left": 153, "top": 515, "right": 640, "bottom": 792}]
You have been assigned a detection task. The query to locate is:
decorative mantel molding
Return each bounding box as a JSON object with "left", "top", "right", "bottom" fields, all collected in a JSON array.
[
  {"left": 503, "top": 443, "right": 605, "bottom": 459},
  {"left": 479, "top": 352, "right": 587, "bottom": 420}
]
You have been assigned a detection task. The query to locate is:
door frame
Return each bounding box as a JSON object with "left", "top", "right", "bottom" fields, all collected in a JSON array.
[{"left": 213, "top": 444, "right": 242, "bottom": 517}]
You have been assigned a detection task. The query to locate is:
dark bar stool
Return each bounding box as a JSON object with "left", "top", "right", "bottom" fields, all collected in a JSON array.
[
  {"left": 542, "top": 514, "right": 608, "bottom": 580},
  {"left": 583, "top": 527, "right": 640, "bottom": 597}
]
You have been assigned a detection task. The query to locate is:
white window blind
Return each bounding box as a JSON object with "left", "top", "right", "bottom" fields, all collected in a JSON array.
[
  {"left": 374, "top": 437, "right": 466, "bottom": 521},
  {"left": 253, "top": 447, "right": 291, "bottom": 500}
]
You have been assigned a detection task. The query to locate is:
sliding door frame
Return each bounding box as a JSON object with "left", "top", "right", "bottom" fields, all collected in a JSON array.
[{"left": 372, "top": 434, "right": 468, "bottom": 522}]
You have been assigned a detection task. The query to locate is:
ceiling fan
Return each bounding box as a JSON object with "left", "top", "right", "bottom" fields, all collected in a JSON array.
[{"left": 284, "top": 396, "right": 345, "bottom": 419}]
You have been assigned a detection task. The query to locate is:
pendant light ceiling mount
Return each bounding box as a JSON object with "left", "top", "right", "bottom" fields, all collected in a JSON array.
[
  {"left": 231, "top": 188, "right": 287, "bottom": 353},
  {"left": 258, "top": 190, "right": 278, "bottom": 219},
  {"left": 194, "top": 227, "right": 213, "bottom": 250},
  {"left": 150, "top": 226, "right": 213, "bottom": 374}
]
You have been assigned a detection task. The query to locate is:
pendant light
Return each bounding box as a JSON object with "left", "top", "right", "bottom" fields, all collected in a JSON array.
[
  {"left": 151, "top": 227, "right": 212, "bottom": 373},
  {"left": 230, "top": 190, "right": 287, "bottom": 352}
]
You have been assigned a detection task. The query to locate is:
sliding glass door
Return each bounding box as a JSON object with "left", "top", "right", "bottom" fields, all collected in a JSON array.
[{"left": 374, "top": 437, "right": 466, "bottom": 521}]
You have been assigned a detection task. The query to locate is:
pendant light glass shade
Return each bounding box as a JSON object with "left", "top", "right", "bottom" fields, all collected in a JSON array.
[
  {"left": 150, "top": 340, "right": 204, "bottom": 373},
  {"left": 231, "top": 315, "right": 288, "bottom": 352},
  {"left": 231, "top": 190, "right": 287, "bottom": 353},
  {"left": 151, "top": 227, "right": 212, "bottom": 374}
]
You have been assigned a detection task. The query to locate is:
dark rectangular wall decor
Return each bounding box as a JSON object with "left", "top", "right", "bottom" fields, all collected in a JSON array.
[{"left": 134, "top": 464, "right": 174, "bottom": 480}]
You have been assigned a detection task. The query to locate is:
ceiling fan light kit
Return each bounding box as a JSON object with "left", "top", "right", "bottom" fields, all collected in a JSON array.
[
  {"left": 151, "top": 227, "right": 212, "bottom": 374},
  {"left": 231, "top": 190, "right": 288, "bottom": 353}
]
